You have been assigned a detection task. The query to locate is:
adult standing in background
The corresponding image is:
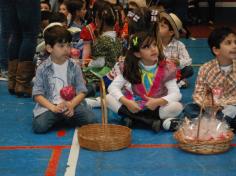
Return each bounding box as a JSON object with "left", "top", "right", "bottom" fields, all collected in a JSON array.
[{"left": 0, "top": 0, "right": 41, "bottom": 97}]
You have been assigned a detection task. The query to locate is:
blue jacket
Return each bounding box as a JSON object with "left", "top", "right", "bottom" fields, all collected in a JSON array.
[{"left": 32, "top": 57, "right": 87, "bottom": 117}]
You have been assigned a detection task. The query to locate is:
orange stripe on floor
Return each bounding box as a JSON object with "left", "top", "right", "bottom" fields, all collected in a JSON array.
[{"left": 45, "top": 148, "right": 62, "bottom": 176}]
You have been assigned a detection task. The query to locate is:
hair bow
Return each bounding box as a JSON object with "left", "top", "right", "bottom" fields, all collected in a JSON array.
[
  {"left": 127, "top": 11, "right": 140, "bottom": 22},
  {"left": 151, "top": 10, "right": 159, "bottom": 22},
  {"left": 132, "top": 36, "right": 138, "bottom": 46}
]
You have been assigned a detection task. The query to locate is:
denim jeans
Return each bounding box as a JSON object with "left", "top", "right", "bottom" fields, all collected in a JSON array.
[
  {"left": 32, "top": 103, "right": 98, "bottom": 133},
  {"left": 0, "top": 0, "right": 40, "bottom": 62},
  {"left": 184, "top": 103, "right": 236, "bottom": 132}
]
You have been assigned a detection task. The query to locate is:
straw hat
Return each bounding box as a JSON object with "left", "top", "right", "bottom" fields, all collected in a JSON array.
[
  {"left": 128, "top": 0, "right": 147, "bottom": 8},
  {"left": 160, "top": 12, "right": 183, "bottom": 39},
  {"left": 104, "top": 0, "right": 117, "bottom": 4}
]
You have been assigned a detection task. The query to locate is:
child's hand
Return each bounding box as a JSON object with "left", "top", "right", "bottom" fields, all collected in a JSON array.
[
  {"left": 169, "top": 58, "right": 180, "bottom": 66},
  {"left": 144, "top": 95, "right": 159, "bottom": 110},
  {"left": 125, "top": 100, "right": 141, "bottom": 113},
  {"left": 64, "top": 101, "right": 75, "bottom": 118},
  {"left": 50, "top": 104, "right": 66, "bottom": 114}
]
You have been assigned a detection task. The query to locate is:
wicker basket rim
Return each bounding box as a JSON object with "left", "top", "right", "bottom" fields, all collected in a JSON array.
[{"left": 174, "top": 130, "right": 234, "bottom": 145}]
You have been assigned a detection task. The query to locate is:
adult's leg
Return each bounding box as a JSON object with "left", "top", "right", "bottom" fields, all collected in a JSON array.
[
  {"left": 0, "top": 1, "right": 12, "bottom": 72},
  {"left": 207, "top": 0, "right": 216, "bottom": 22},
  {"left": 13, "top": 0, "right": 40, "bottom": 97}
]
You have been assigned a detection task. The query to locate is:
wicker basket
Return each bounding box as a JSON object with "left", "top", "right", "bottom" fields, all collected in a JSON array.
[
  {"left": 174, "top": 130, "right": 234, "bottom": 154},
  {"left": 78, "top": 78, "right": 132, "bottom": 151}
]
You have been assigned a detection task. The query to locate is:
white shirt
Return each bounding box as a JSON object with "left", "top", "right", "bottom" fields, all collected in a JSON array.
[
  {"left": 108, "top": 74, "right": 182, "bottom": 103},
  {"left": 52, "top": 60, "right": 68, "bottom": 104}
]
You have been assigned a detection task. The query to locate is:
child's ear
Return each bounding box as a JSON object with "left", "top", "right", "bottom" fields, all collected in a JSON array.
[
  {"left": 170, "top": 30, "right": 175, "bottom": 37},
  {"left": 212, "top": 46, "right": 220, "bottom": 56},
  {"left": 45, "top": 44, "right": 53, "bottom": 53},
  {"left": 134, "top": 51, "right": 141, "bottom": 58}
]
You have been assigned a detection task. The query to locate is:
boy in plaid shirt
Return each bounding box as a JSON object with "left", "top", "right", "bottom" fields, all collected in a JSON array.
[{"left": 184, "top": 27, "right": 236, "bottom": 132}]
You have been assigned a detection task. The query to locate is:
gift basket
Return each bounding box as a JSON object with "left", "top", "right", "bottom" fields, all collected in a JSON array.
[
  {"left": 174, "top": 88, "right": 234, "bottom": 154},
  {"left": 78, "top": 78, "right": 132, "bottom": 151}
]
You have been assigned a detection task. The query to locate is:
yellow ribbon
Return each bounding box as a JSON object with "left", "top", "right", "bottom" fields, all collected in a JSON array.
[{"left": 141, "top": 69, "right": 155, "bottom": 86}]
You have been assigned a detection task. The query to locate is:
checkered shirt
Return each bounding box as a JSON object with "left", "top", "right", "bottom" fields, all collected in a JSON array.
[{"left": 193, "top": 59, "right": 236, "bottom": 106}]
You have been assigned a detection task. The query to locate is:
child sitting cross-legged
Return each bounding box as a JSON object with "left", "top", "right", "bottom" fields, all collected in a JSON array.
[
  {"left": 32, "top": 25, "right": 97, "bottom": 134},
  {"left": 184, "top": 27, "right": 236, "bottom": 132},
  {"left": 106, "top": 8, "right": 183, "bottom": 132}
]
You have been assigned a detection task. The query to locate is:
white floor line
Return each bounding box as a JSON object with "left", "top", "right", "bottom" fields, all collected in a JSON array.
[{"left": 64, "top": 128, "right": 80, "bottom": 176}]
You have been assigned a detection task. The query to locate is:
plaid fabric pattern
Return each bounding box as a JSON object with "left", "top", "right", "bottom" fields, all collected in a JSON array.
[
  {"left": 193, "top": 59, "right": 236, "bottom": 106},
  {"left": 163, "top": 38, "right": 192, "bottom": 69}
]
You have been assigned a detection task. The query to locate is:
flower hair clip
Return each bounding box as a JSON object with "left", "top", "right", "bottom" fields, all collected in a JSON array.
[
  {"left": 127, "top": 11, "right": 140, "bottom": 22},
  {"left": 151, "top": 10, "right": 159, "bottom": 22}
]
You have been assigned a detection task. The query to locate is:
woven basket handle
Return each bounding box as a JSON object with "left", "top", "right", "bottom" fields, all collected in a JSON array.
[
  {"left": 100, "top": 78, "right": 108, "bottom": 124},
  {"left": 196, "top": 87, "right": 217, "bottom": 141}
]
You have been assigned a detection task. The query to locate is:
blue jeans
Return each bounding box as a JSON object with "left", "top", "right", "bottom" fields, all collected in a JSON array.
[
  {"left": 184, "top": 103, "right": 236, "bottom": 132},
  {"left": 0, "top": 0, "right": 40, "bottom": 63},
  {"left": 32, "top": 102, "right": 98, "bottom": 133}
]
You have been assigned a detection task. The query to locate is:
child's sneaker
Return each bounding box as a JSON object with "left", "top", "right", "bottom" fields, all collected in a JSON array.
[
  {"left": 85, "top": 97, "right": 101, "bottom": 108},
  {"left": 177, "top": 79, "right": 188, "bottom": 89},
  {"left": 162, "top": 118, "right": 181, "bottom": 131}
]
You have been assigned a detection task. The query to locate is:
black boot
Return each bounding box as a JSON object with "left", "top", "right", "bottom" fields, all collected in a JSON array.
[{"left": 118, "top": 105, "right": 161, "bottom": 132}]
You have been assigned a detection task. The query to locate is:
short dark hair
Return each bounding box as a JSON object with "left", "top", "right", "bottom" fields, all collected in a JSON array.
[
  {"left": 208, "top": 27, "right": 236, "bottom": 55},
  {"left": 49, "top": 12, "right": 67, "bottom": 24},
  {"left": 41, "top": 10, "right": 52, "bottom": 21},
  {"left": 44, "top": 25, "right": 72, "bottom": 46}
]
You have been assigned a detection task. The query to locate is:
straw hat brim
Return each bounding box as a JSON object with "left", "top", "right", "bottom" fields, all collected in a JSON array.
[{"left": 160, "top": 13, "right": 180, "bottom": 39}]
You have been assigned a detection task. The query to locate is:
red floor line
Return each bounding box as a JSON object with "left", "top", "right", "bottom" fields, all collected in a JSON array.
[
  {"left": 129, "top": 143, "right": 236, "bottom": 148},
  {"left": 129, "top": 144, "right": 179, "bottom": 148},
  {"left": 0, "top": 145, "right": 71, "bottom": 150},
  {"left": 45, "top": 148, "right": 62, "bottom": 176},
  {"left": 0, "top": 143, "right": 236, "bottom": 150}
]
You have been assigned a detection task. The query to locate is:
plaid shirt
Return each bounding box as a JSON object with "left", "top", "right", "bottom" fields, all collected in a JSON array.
[
  {"left": 193, "top": 59, "right": 236, "bottom": 106},
  {"left": 163, "top": 38, "right": 192, "bottom": 69}
]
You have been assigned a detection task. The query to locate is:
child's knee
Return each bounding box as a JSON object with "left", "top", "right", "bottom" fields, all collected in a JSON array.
[
  {"left": 159, "top": 102, "right": 183, "bottom": 119},
  {"left": 32, "top": 118, "right": 50, "bottom": 134}
]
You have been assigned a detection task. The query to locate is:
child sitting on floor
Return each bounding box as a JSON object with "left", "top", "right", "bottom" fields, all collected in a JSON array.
[
  {"left": 184, "top": 27, "right": 236, "bottom": 132},
  {"left": 159, "top": 12, "right": 193, "bottom": 88},
  {"left": 107, "top": 8, "right": 183, "bottom": 132},
  {"left": 32, "top": 25, "right": 97, "bottom": 133}
]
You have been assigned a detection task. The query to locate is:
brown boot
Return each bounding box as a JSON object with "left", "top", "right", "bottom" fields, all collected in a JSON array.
[
  {"left": 15, "top": 61, "right": 35, "bottom": 98},
  {"left": 8, "top": 60, "right": 18, "bottom": 94}
]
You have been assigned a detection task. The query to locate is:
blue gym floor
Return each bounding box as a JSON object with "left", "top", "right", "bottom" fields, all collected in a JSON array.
[{"left": 1, "top": 38, "right": 236, "bottom": 176}]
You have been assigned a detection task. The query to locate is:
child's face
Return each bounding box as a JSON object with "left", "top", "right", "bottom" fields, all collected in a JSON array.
[
  {"left": 214, "top": 33, "right": 236, "bottom": 63},
  {"left": 59, "top": 4, "right": 69, "bottom": 17},
  {"left": 77, "top": 3, "right": 87, "bottom": 19},
  {"left": 46, "top": 42, "right": 71, "bottom": 63},
  {"left": 135, "top": 40, "right": 159, "bottom": 66},
  {"left": 40, "top": 3, "right": 50, "bottom": 11},
  {"left": 159, "top": 20, "right": 174, "bottom": 39}
]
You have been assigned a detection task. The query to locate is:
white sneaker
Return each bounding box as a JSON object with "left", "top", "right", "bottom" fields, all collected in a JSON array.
[
  {"left": 177, "top": 79, "right": 188, "bottom": 89},
  {"left": 85, "top": 97, "right": 101, "bottom": 108}
]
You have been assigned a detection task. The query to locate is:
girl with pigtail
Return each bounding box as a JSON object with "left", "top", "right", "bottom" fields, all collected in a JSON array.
[
  {"left": 83, "top": 1, "right": 123, "bottom": 85},
  {"left": 107, "top": 8, "right": 183, "bottom": 132}
]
